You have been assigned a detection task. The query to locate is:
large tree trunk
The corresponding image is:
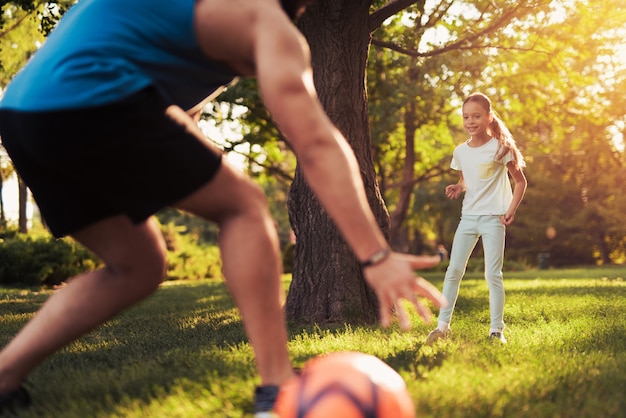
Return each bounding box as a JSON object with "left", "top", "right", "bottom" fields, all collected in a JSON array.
[{"left": 285, "top": 0, "right": 390, "bottom": 325}]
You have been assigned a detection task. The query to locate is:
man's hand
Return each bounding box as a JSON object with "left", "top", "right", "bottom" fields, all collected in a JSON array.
[{"left": 363, "top": 253, "right": 446, "bottom": 330}]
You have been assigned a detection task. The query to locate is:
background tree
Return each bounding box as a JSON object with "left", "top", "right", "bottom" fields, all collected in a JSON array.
[
  {"left": 1, "top": 1, "right": 69, "bottom": 232},
  {"left": 285, "top": 0, "right": 574, "bottom": 325},
  {"left": 212, "top": 0, "right": 626, "bottom": 324},
  {"left": 204, "top": 79, "right": 297, "bottom": 246},
  {"left": 0, "top": 149, "right": 13, "bottom": 226},
  {"left": 285, "top": 0, "right": 383, "bottom": 324}
]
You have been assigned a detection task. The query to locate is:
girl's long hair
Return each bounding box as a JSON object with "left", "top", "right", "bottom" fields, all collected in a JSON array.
[{"left": 464, "top": 92, "right": 526, "bottom": 170}]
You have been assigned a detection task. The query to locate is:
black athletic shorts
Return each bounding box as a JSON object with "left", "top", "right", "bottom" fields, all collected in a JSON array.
[{"left": 0, "top": 86, "right": 223, "bottom": 238}]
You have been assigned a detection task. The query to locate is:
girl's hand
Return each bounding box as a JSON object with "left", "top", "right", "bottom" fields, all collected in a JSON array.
[
  {"left": 445, "top": 184, "right": 462, "bottom": 199},
  {"left": 500, "top": 213, "right": 515, "bottom": 225},
  {"left": 362, "top": 253, "right": 446, "bottom": 330}
]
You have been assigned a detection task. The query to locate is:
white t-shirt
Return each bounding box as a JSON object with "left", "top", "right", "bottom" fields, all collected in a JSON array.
[{"left": 451, "top": 138, "right": 514, "bottom": 216}]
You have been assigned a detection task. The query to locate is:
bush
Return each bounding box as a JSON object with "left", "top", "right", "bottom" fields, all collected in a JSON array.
[
  {"left": 0, "top": 225, "right": 224, "bottom": 287},
  {"left": 165, "top": 239, "right": 223, "bottom": 281},
  {"left": 0, "top": 235, "right": 100, "bottom": 287},
  {"left": 161, "top": 222, "right": 223, "bottom": 281}
]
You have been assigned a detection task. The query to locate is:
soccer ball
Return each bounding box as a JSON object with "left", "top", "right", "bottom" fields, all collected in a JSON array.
[{"left": 274, "top": 351, "right": 416, "bottom": 417}]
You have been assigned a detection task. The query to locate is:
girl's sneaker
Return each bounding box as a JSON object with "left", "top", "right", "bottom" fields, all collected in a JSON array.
[
  {"left": 425, "top": 328, "right": 451, "bottom": 345},
  {"left": 489, "top": 332, "right": 507, "bottom": 343}
]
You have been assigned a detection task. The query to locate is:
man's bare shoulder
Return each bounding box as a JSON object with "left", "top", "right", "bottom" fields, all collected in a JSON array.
[{"left": 194, "top": 0, "right": 294, "bottom": 74}]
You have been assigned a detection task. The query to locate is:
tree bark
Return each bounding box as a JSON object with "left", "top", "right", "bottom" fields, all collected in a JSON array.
[{"left": 286, "top": 0, "right": 389, "bottom": 325}]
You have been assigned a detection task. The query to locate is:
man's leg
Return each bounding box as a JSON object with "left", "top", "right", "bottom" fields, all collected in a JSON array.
[
  {"left": 0, "top": 216, "right": 167, "bottom": 393},
  {"left": 176, "top": 161, "right": 294, "bottom": 387}
]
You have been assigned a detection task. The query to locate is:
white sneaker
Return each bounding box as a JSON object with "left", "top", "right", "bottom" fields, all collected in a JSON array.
[
  {"left": 489, "top": 332, "right": 507, "bottom": 343},
  {"left": 425, "top": 328, "right": 451, "bottom": 345}
]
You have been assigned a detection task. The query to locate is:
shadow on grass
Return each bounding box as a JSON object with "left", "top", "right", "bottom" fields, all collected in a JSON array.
[
  {"left": 2, "top": 280, "right": 257, "bottom": 417},
  {"left": 384, "top": 344, "right": 449, "bottom": 379},
  {"left": 432, "top": 277, "right": 625, "bottom": 325},
  {"left": 5, "top": 270, "right": 624, "bottom": 417}
]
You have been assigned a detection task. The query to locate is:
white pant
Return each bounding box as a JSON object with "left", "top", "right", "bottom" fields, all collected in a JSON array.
[{"left": 438, "top": 215, "right": 506, "bottom": 332}]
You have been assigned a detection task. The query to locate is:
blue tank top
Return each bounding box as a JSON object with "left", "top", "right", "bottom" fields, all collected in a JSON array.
[{"left": 0, "top": 0, "right": 238, "bottom": 111}]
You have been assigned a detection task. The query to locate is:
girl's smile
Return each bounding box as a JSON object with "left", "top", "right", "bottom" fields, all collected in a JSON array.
[{"left": 462, "top": 101, "right": 492, "bottom": 142}]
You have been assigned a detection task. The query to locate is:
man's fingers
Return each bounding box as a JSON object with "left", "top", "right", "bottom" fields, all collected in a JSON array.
[
  {"left": 368, "top": 254, "right": 445, "bottom": 329},
  {"left": 378, "top": 291, "right": 394, "bottom": 328},
  {"left": 395, "top": 303, "right": 411, "bottom": 331},
  {"left": 413, "top": 277, "right": 447, "bottom": 308},
  {"left": 412, "top": 299, "right": 433, "bottom": 324},
  {"left": 408, "top": 254, "right": 440, "bottom": 270},
  {"left": 379, "top": 304, "right": 391, "bottom": 328},
  {"left": 377, "top": 280, "right": 444, "bottom": 329}
]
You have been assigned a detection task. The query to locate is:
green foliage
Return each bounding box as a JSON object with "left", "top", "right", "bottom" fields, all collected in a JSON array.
[
  {"left": 0, "top": 220, "right": 226, "bottom": 286},
  {"left": 0, "top": 2, "right": 72, "bottom": 78},
  {"left": 507, "top": 129, "right": 626, "bottom": 265},
  {"left": 0, "top": 4, "right": 44, "bottom": 84},
  {"left": 0, "top": 0, "right": 37, "bottom": 28},
  {"left": 0, "top": 268, "right": 623, "bottom": 417},
  {"left": 160, "top": 221, "right": 223, "bottom": 281},
  {"left": 0, "top": 234, "right": 100, "bottom": 286},
  {"left": 157, "top": 212, "right": 295, "bottom": 279},
  {"left": 207, "top": 79, "right": 295, "bottom": 185},
  {"left": 367, "top": 1, "right": 626, "bottom": 262},
  {"left": 156, "top": 208, "right": 219, "bottom": 245},
  {"left": 202, "top": 81, "right": 296, "bottom": 250}
]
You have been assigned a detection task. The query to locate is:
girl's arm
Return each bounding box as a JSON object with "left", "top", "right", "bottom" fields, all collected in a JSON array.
[{"left": 501, "top": 163, "right": 527, "bottom": 225}]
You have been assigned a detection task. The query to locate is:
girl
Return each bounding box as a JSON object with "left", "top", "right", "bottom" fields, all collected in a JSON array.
[{"left": 426, "top": 92, "right": 527, "bottom": 344}]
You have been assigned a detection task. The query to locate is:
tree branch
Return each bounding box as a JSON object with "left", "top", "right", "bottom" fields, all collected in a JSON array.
[
  {"left": 0, "top": 8, "right": 34, "bottom": 39},
  {"left": 371, "top": 4, "right": 551, "bottom": 58},
  {"left": 371, "top": 37, "right": 553, "bottom": 58},
  {"left": 385, "top": 164, "right": 450, "bottom": 190},
  {"left": 369, "top": 0, "right": 419, "bottom": 33}
]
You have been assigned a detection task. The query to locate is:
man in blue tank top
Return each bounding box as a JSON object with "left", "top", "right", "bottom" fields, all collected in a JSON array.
[{"left": 0, "top": 0, "right": 444, "bottom": 415}]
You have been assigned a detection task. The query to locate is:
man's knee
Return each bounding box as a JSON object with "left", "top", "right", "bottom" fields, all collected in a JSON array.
[
  {"left": 109, "top": 246, "right": 168, "bottom": 293},
  {"left": 143, "top": 247, "right": 168, "bottom": 288},
  {"left": 229, "top": 178, "right": 272, "bottom": 222}
]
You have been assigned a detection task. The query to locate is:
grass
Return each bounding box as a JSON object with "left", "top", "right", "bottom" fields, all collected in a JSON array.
[{"left": 0, "top": 266, "right": 624, "bottom": 417}]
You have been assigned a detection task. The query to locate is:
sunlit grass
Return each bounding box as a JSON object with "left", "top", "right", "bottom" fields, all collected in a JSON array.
[{"left": 0, "top": 267, "right": 624, "bottom": 417}]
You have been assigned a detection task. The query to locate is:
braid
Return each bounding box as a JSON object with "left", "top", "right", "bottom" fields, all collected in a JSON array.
[{"left": 464, "top": 93, "right": 526, "bottom": 170}]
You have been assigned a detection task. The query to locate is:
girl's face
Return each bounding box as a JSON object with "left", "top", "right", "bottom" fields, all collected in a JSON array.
[{"left": 462, "top": 101, "right": 492, "bottom": 139}]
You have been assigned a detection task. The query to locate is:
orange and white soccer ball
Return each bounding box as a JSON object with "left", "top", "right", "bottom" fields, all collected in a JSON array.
[{"left": 274, "top": 351, "right": 416, "bottom": 418}]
